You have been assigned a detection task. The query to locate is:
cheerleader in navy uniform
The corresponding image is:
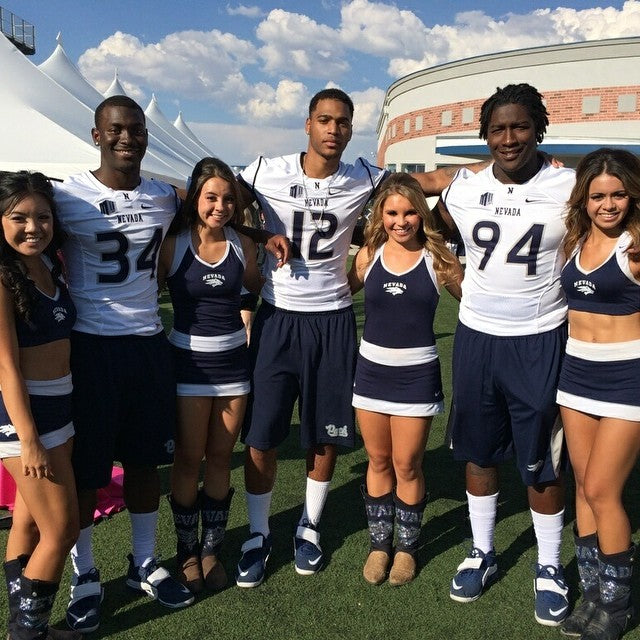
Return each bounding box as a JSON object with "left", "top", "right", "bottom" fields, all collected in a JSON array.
[
  {"left": 158, "top": 158, "right": 262, "bottom": 595},
  {"left": 556, "top": 148, "right": 640, "bottom": 640},
  {"left": 348, "top": 173, "right": 462, "bottom": 586},
  {"left": 0, "top": 172, "right": 81, "bottom": 640}
]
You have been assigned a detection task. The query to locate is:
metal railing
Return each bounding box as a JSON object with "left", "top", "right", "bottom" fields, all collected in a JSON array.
[{"left": 0, "top": 6, "right": 35, "bottom": 54}]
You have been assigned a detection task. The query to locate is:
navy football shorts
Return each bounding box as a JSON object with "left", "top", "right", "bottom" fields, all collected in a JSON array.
[
  {"left": 70, "top": 330, "right": 177, "bottom": 490},
  {"left": 448, "top": 322, "right": 567, "bottom": 486},
  {"left": 242, "top": 301, "right": 357, "bottom": 450}
]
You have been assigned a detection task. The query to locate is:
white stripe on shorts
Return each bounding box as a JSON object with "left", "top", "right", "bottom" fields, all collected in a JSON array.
[
  {"left": 565, "top": 336, "right": 640, "bottom": 362},
  {"left": 177, "top": 380, "right": 250, "bottom": 397},
  {"left": 22, "top": 374, "right": 73, "bottom": 396},
  {"left": 169, "top": 328, "right": 247, "bottom": 352},
  {"left": 352, "top": 393, "right": 443, "bottom": 417},
  {"left": 0, "top": 421, "right": 74, "bottom": 459},
  {"left": 557, "top": 390, "right": 640, "bottom": 421},
  {"left": 359, "top": 339, "right": 437, "bottom": 367}
]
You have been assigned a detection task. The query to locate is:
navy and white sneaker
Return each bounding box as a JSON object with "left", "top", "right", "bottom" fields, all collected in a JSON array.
[
  {"left": 236, "top": 533, "right": 272, "bottom": 588},
  {"left": 293, "top": 523, "right": 323, "bottom": 575},
  {"left": 66, "top": 567, "right": 103, "bottom": 634},
  {"left": 534, "top": 564, "right": 570, "bottom": 626},
  {"left": 126, "top": 555, "right": 194, "bottom": 608},
  {"left": 450, "top": 547, "right": 498, "bottom": 602}
]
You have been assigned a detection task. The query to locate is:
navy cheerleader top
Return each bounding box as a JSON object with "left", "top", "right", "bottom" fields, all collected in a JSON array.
[
  {"left": 561, "top": 232, "right": 640, "bottom": 316},
  {"left": 166, "top": 227, "right": 246, "bottom": 337},
  {"left": 14, "top": 262, "right": 76, "bottom": 348},
  {"left": 363, "top": 246, "right": 440, "bottom": 349}
]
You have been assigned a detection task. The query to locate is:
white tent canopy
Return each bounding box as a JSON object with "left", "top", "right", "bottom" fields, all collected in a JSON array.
[
  {"left": 0, "top": 33, "right": 214, "bottom": 185},
  {"left": 174, "top": 111, "right": 213, "bottom": 159},
  {"left": 103, "top": 71, "right": 127, "bottom": 98},
  {"left": 145, "top": 94, "right": 210, "bottom": 163}
]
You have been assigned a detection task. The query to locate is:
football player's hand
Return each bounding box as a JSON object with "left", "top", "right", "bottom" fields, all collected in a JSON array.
[
  {"left": 265, "top": 234, "right": 291, "bottom": 267},
  {"left": 539, "top": 151, "right": 564, "bottom": 168}
]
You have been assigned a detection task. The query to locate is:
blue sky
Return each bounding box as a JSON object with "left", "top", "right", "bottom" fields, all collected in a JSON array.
[{"left": 4, "top": 0, "right": 637, "bottom": 164}]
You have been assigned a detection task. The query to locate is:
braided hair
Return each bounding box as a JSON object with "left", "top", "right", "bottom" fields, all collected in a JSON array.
[{"left": 479, "top": 83, "right": 549, "bottom": 143}]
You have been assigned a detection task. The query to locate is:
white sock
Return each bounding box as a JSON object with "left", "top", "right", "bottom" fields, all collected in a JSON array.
[
  {"left": 246, "top": 491, "right": 272, "bottom": 537},
  {"left": 130, "top": 511, "right": 158, "bottom": 567},
  {"left": 467, "top": 491, "right": 499, "bottom": 554},
  {"left": 299, "top": 478, "right": 330, "bottom": 528},
  {"left": 70, "top": 525, "right": 95, "bottom": 577},
  {"left": 531, "top": 508, "right": 564, "bottom": 567}
]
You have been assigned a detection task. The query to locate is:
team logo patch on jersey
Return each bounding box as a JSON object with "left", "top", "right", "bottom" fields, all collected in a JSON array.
[
  {"left": 325, "top": 424, "right": 348, "bottom": 438},
  {"left": 52, "top": 306, "right": 68, "bottom": 323},
  {"left": 574, "top": 280, "right": 596, "bottom": 296},
  {"left": 99, "top": 200, "right": 117, "bottom": 216},
  {"left": 479, "top": 192, "right": 493, "bottom": 207},
  {"left": 383, "top": 282, "right": 406, "bottom": 296},
  {"left": 202, "top": 274, "right": 225, "bottom": 288},
  {"left": 290, "top": 185, "right": 304, "bottom": 198}
]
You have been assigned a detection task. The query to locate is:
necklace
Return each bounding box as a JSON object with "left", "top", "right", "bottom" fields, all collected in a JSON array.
[{"left": 300, "top": 154, "right": 337, "bottom": 234}]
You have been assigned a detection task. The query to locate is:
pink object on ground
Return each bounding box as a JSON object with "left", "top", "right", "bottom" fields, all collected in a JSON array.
[
  {"left": 95, "top": 466, "right": 125, "bottom": 519},
  {"left": 0, "top": 462, "right": 16, "bottom": 510},
  {"left": 0, "top": 463, "right": 126, "bottom": 521}
]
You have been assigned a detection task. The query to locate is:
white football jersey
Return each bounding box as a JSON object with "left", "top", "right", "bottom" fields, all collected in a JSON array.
[
  {"left": 239, "top": 153, "right": 386, "bottom": 311},
  {"left": 443, "top": 162, "right": 575, "bottom": 336},
  {"left": 54, "top": 171, "right": 178, "bottom": 335}
]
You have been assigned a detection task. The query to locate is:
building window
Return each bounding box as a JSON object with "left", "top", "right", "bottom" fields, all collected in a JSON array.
[
  {"left": 404, "top": 119, "right": 410, "bottom": 134},
  {"left": 582, "top": 96, "right": 601, "bottom": 114},
  {"left": 391, "top": 124, "right": 397, "bottom": 138},
  {"left": 415, "top": 115, "right": 423, "bottom": 131},
  {"left": 401, "top": 164, "right": 425, "bottom": 173},
  {"left": 441, "top": 110, "right": 453, "bottom": 126},
  {"left": 462, "top": 107, "right": 474, "bottom": 124},
  {"left": 386, "top": 163, "right": 397, "bottom": 172},
  {"left": 618, "top": 94, "right": 637, "bottom": 113}
]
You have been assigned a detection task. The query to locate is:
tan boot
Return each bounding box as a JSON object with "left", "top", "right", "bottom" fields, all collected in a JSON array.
[
  {"left": 388, "top": 551, "right": 416, "bottom": 586},
  {"left": 363, "top": 550, "right": 391, "bottom": 585},
  {"left": 178, "top": 555, "right": 204, "bottom": 594},
  {"left": 201, "top": 553, "right": 227, "bottom": 591},
  {"left": 200, "top": 489, "right": 233, "bottom": 591},
  {"left": 362, "top": 487, "right": 395, "bottom": 585}
]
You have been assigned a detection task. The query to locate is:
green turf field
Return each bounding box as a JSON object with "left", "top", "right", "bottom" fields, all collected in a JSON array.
[{"left": 2, "top": 288, "right": 639, "bottom": 640}]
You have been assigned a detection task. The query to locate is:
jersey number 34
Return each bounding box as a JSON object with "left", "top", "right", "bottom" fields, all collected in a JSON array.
[{"left": 96, "top": 228, "right": 164, "bottom": 283}]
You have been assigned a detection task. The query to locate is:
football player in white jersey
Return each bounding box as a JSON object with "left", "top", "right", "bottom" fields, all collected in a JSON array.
[
  {"left": 54, "top": 96, "right": 194, "bottom": 633},
  {"left": 430, "top": 84, "right": 575, "bottom": 626},
  {"left": 234, "top": 89, "right": 388, "bottom": 586}
]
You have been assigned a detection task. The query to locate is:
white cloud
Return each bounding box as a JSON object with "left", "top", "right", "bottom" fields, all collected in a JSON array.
[
  {"left": 256, "top": 9, "right": 349, "bottom": 78},
  {"left": 78, "top": 29, "right": 257, "bottom": 99},
  {"left": 351, "top": 87, "right": 386, "bottom": 135},
  {"left": 237, "top": 79, "right": 309, "bottom": 122},
  {"left": 550, "top": 1, "right": 640, "bottom": 39},
  {"left": 380, "top": 0, "right": 640, "bottom": 78},
  {"left": 226, "top": 4, "right": 266, "bottom": 18},
  {"left": 340, "top": 0, "right": 429, "bottom": 58}
]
